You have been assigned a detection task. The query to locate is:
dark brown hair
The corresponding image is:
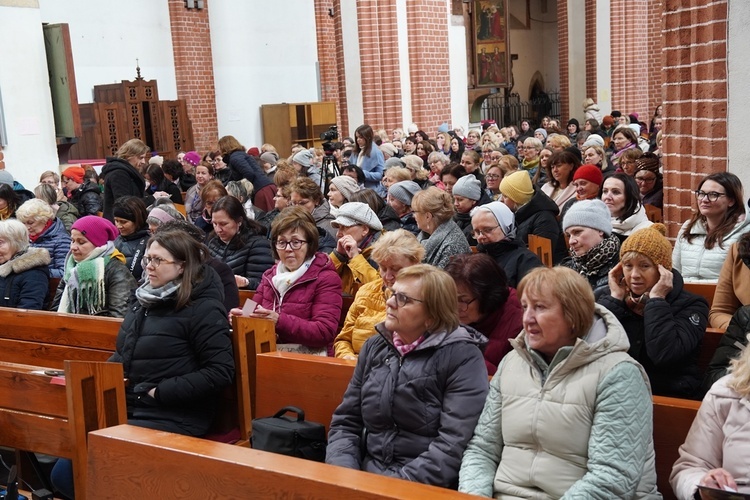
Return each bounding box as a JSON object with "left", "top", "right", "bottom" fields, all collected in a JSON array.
[
  {"left": 684, "top": 172, "right": 745, "bottom": 249},
  {"left": 147, "top": 231, "right": 206, "bottom": 309}
]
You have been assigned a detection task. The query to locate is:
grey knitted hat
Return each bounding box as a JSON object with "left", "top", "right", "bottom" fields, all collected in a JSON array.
[
  {"left": 331, "top": 202, "right": 383, "bottom": 231},
  {"left": 330, "top": 175, "right": 361, "bottom": 202},
  {"left": 452, "top": 175, "right": 482, "bottom": 201},
  {"left": 562, "top": 199, "right": 612, "bottom": 236},
  {"left": 388, "top": 181, "right": 421, "bottom": 206}
]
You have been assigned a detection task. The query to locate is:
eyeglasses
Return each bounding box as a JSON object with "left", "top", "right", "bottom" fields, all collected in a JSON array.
[
  {"left": 142, "top": 256, "right": 179, "bottom": 268},
  {"left": 289, "top": 199, "right": 313, "bottom": 207},
  {"left": 385, "top": 287, "right": 424, "bottom": 307},
  {"left": 635, "top": 176, "right": 656, "bottom": 183},
  {"left": 275, "top": 239, "right": 308, "bottom": 250},
  {"left": 457, "top": 296, "right": 477, "bottom": 312},
  {"left": 472, "top": 226, "right": 499, "bottom": 238},
  {"left": 695, "top": 190, "right": 727, "bottom": 202},
  {"left": 485, "top": 174, "right": 501, "bottom": 180}
]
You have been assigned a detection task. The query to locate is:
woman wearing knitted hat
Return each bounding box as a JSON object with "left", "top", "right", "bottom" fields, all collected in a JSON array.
[
  {"left": 412, "top": 187, "right": 471, "bottom": 269},
  {"left": 597, "top": 224, "right": 709, "bottom": 398},
  {"left": 470, "top": 201, "right": 542, "bottom": 287},
  {"left": 499, "top": 170, "right": 564, "bottom": 263},
  {"left": 327, "top": 175, "right": 361, "bottom": 211},
  {"left": 329, "top": 202, "right": 384, "bottom": 296},
  {"left": 541, "top": 150, "right": 579, "bottom": 210},
  {"left": 452, "top": 175, "right": 484, "bottom": 245},
  {"left": 602, "top": 173, "right": 653, "bottom": 239},
  {"left": 386, "top": 180, "right": 421, "bottom": 235},
  {"left": 634, "top": 152, "right": 663, "bottom": 210},
  {"left": 52, "top": 215, "right": 137, "bottom": 317},
  {"left": 559, "top": 164, "right": 604, "bottom": 222},
  {"left": 62, "top": 165, "right": 102, "bottom": 217},
  {"left": 561, "top": 199, "right": 621, "bottom": 298}
]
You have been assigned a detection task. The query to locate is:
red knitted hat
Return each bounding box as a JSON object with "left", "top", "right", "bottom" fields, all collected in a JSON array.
[
  {"left": 62, "top": 166, "right": 85, "bottom": 184},
  {"left": 573, "top": 164, "right": 604, "bottom": 186}
]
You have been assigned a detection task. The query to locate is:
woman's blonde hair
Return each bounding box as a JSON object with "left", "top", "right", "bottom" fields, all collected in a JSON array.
[
  {"left": 384, "top": 167, "right": 412, "bottom": 184},
  {"left": 396, "top": 264, "right": 459, "bottom": 334},
  {"left": 728, "top": 335, "right": 750, "bottom": 397},
  {"left": 16, "top": 198, "right": 54, "bottom": 224},
  {"left": 115, "top": 139, "right": 149, "bottom": 161},
  {"left": 548, "top": 134, "right": 571, "bottom": 149},
  {"left": 412, "top": 187, "right": 454, "bottom": 224},
  {"left": 523, "top": 137, "right": 543, "bottom": 152},
  {"left": 371, "top": 229, "right": 425, "bottom": 265},
  {"left": 498, "top": 154, "right": 519, "bottom": 173},
  {"left": 0, "top": 219, "right": 29, "bottom": 254},
  {"left": 517, "top": 267, "right": 595, "bottom": 338}
]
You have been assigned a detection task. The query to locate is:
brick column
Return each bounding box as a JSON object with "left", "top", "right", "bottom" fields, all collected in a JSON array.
[
  {"left": 662, "top": 0, "right": 728, "bottom": 237},
  {"left": 354, "top": 0, "right": 403, "bottom": 132},
  {"left": 584, "top": 0, "right": 597, "bottom": 103},
  {"left": 405, "top": 0, "right": 450, "bottom": 133},
  {"left": 167, "top": 0, "right": 218, "bottom": 154},
  {"left": 558, "top": 0, "right": 570, "bottom": 121},
  {"left": 314, "top": 0, "right": 346, "bottom": 133}
]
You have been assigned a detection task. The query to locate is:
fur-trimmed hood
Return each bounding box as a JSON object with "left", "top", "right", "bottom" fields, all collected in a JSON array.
[{"left": 0, "top": 247, "right": 51, "bottom": 278}]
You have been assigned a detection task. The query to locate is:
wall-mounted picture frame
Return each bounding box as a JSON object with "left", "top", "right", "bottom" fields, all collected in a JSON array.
[{"left": 474, "top": 0, "right": 511, "bottom": 87}]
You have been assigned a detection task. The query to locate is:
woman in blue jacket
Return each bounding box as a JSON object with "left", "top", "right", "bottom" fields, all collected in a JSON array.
[
  {"left": 16, "top": 199, "right": 69, "bottom": 279},
  {"left": 351, "top": 124, "right": 385, "bottom": 196}
]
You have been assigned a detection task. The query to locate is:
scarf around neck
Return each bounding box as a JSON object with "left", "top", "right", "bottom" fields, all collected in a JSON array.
[
  {"left": 570, "top": 233, "right": 620, "bottom": 277},
  {"left": 521, "top": 157, "right": 540, "bottom": 171},
  {"left": 135, "top": 279, "right": 182, "bottom": 308},
  {"left": 272, "top": 257, "right": 314, "bottom": 303},
  {"left": 59, "top": 241, "right": 115, "bottom": 315}
]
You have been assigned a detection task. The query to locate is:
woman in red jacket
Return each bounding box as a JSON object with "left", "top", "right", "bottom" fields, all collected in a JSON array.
[
  {"left": 445, "top": 253, "right": 523, "bottom": 375},
  {"left": 232, "top": 206, "right": 343, "bottom": 355}
]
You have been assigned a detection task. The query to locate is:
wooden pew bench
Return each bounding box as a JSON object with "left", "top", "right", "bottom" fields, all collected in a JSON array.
[
  {"left": 237, "top": 290, "right": 356, "bottom": 331},
  {"left": 87, "top": 424, "right": 479, "bottom": 499},
  {"left": 0, "top": 360, "right": 126, "bottom": 500},
  {"left": 652, "top": 395, "right": 700, "bottom": 500}
]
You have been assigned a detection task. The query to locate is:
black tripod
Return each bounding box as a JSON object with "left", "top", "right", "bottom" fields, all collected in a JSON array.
[{"left": 320, "top": 152, "right": 340, "bottom": 196}]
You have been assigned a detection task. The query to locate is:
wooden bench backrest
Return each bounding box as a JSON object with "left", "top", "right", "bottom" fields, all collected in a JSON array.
[
  {"left": 255, "top": 352, "right": 355, "bottom": 433},
  {"left": 527, "top": 234, "right": 553, "bottom": 267},
  {"left": 0, "top": 360, "right": 126, "bottom": 500},
  {"left": 697, "top": 327, "right": 725, "bottom": 377},
  {"left": 0, "top": 307, "right": 121, "bottom": 368},
  {"left": 652, "top": 395, "right": 700, "bottom": 500},
  {"left": 683, "top": 282, "right": 716, "bottom": 309},
  {"left": 87, "top": 424, "right": 477, "bottom": 499}
]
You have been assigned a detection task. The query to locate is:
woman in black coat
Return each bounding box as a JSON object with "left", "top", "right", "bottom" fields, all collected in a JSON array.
[
  {"left": 218, "top": 135, "right": 277, "bottom": 212},
  {"left": 205, "top": 196, "right": 274, "bottom": 290},
  {"left": 112, "top": 196, "right": 150, "bottom": 281},
  {"left": 0, "top": 219, "right": 51, "bottom": 309},
  {"left": 144, "top": 163, "right": 183, "bottom": 206}
]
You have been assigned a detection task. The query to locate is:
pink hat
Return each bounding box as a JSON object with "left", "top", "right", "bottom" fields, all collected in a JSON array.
[
  {"left": 183, "top": 151, "right": 201, "bottom": 167},
  {"left": 71, "top": 216, "right": 118, "bottom": 247}
]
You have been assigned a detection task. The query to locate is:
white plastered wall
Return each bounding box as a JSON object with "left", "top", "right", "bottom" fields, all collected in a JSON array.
[
  {"left": 595, "top": 0, "right": 612, "bottom": 117},
  {"left": 341, "top": 0, "right": 364, "bottom": 133},
  {"left": 727, "top": 1, "right": 750, "bottom": 189},
  {"left": 449, "top": 8, "right": 470, "bottom": 132},
  {"left": 567, "top": 0, "right": 587, "bottom": 122}
]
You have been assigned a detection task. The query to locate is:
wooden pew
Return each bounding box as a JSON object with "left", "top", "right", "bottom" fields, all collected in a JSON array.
[
  {"left": 87, "top": 424, "right": 479, "bottom": 499},
  {"left": 527, "top": 234, "right": 553, "bottom": 267},
  {"left": 0, "top": 307, "right": 122, "bottom": 368},
  {"left": 0, "top": 360, "right": 126, "bottom": 500},
  {"left": 698, "top": 327, "right": 725, "bottom": 376},
  {"left": 255, "top": 352, "right": 355, "bottom": 433},
  {"left": 652, "top": 395, "right": 700, "bottom": 500},
  {"left": 683, "top": 282, "right": 716, "bottom": 308}
]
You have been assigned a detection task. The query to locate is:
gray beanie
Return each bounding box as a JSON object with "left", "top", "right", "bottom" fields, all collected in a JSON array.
[
  {"left": 452, "top": 175, "right": 482, "bottom": 201},
  {"left": 471, "top": 201, "right": 516, "bottom": 240},
  {"left": 385, "top": 157, "right": 406, "bottom": 170},
  {"left": 331, "top": 202, "right": 383, "bottom": 231},
  {"left": 260, "top": 152, "right": 278, "bottom": 167},
  {"left": 0, "top": 170, "right": 14, "bottom": 187},
  {"left": 330, "top": 175, "right": 361, "bottom": 202},
  {"left": 292, "top": 149, "right": 314, "bottom": 168},
  {"left": 562, "top": 199, "right": 612, "bottom": 236},
  {"left": 388, "top": 180, "right": 421, "bottom": 206},
  {"left": 534, "top": 128, "right": 548, "bottom": 140},
  {"left": 581, "top": 134, "right": 605, "bottom": 148}
]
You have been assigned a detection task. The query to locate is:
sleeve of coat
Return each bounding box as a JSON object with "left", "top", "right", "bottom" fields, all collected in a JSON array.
[
  {"left": 396, "top": 344, "right": 489, "bottom": 487},
  {"left": 229, "top": 153, "right": 262, "bottom": 184},
  {"left": 669, "top": 388, "right": 727, "bottom": 500},
  {"left": 276, "top": 270, "right": 343, "bottom": 348},
  {"left": 458, "top": 361, "right": 505, "bottom": 497},
  {"left": 81, "top": 191, "right": 103, "bottom": 216},
  {"left": 155, "top": 302, "right": 236, "bottom": 406},
  {"left": 15, "top": 270, "right": 50, "bottom": 310},
  {"left": 241, "top": 238, "right": 274, "bottom": 290},
  {"left": 102, "top": 262, "right": 137, "bottom": 318},
  {"left": 562, "top": 362, "right": 653, "bottom": 498},
  {"left": 703, "top": 307, "right": 750, "bottom": 392},
  {"left": 333, "top": 296, "right": 365, "bottom": 358},
  {"left": 672, "top": 231, "right": 685, "bottom": 275},
  {"left": 596, "top": 292, "right": 630, "bottom": 322},
  {"left": 531, "top": 214, "right": 561, "bottom": 248},
  {"left": 48, "top": 237, "right": 69, "bottom": 279},
  {"left": 361, "top": 149, "right": 384, "bottom": 183},
  {"left": 642, "top": 295, "right": 707, "bottom": 367},
  {"left": 326, "top": 339, "right": 368, "bottom": 469},
  {"left": 709, "top": 244, "right": 741, "bottom": 330},
  {"left": 345, "top": 253, "right": 379, "bottom": 288}
]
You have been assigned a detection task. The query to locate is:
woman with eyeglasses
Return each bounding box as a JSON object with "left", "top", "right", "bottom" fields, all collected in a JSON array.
[
  {"left": 445, "top": 253, "right": 523, "bottom": 375},
  {"left": 230, "top": 207, "right": 343, "bottom": 355},
  {"left": 427, "top": 151, "right": 449, "bottom": 190},
  {"left": 333, "top": 229, "right": 424, "bottom": 359},
  {"left": 327, "top": 264, "right": 488, "bottom": 487},
  {"left": 484, "top": 156, "right": 517, "bottom": 201},
  {"left": 52, "top": 216, "right": 137, "bottom": 317},
  {"left": 633, "top": 152, "right": 663, "bottom": 210},
  {"left": 673, "top": 172, "right": 748, "bottom": 284},
  {"left": 289, "top": 176, "right": 337, "bottom": 243}
]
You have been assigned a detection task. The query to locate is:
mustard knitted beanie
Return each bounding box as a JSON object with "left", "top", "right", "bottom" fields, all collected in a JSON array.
[
  {"left": 499, "top": 170, "right": 534, "bottom": 205},
  {"left": 620, "top": 223, "right": 672, "bottom": 269}
]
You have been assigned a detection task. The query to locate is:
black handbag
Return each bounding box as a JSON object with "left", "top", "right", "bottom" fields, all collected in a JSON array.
[{"left": 251, "top": 406, "right": 327, "bottom": 462}]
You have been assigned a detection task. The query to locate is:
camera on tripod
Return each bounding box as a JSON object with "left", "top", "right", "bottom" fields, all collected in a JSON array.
[
  {"left": 320, "top": 125, "right": 339, "bottom": 143},
  {"left": 318, "top": 126, "right": 340, "bottom": 194}
]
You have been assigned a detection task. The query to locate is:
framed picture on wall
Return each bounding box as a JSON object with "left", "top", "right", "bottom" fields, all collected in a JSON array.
[{"left": 474, "top": 0, "right": 511, "bottom": 87}]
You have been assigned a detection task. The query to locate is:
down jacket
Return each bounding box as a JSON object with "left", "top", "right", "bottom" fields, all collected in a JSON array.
[
  {"left": 206, "top": 228, "right": 274, "bottom": 290},
  {"left": 672, "top": 217, "right": 750, "bottom": 283},
  {"left": 670, "top": 376, "right": 750, "bottom": 499},
  {"left": 330, "top": 236, "right": 380, "bottom": 297},
  {"left": 30, "top": 218, "right": 70, "bottom": 279},
  {"left": 254, "top": 253, "right": 343, "bottom": 349},
  {"left": 114, "top": 227, "right": 150, "bottom": 281},
  {"left": 513, "top": 187, "right": 563, "bottom": 263},
  {"left": 101, "top": 157, "right": 146, "bottom": 222},
  {"left": 459, "top": 304, "right": 659, "bottom": 499},
  {"left": 0, "top": 247, "right": 51, "bottom": 310},
  {"left": 597, "top": 269, "right": 708, "bottom": 398},
  {"left": 326, "top": 323, "right": 489, "bottom": 488},
  {"left": 333, "top": 278, "right": 386, "bottom": 358},
  {"left": 110, "top": 266, "right": 235, "bottom": 437},
  {"left": 68, "top": 180, "right": 102, "bottom": 217}
]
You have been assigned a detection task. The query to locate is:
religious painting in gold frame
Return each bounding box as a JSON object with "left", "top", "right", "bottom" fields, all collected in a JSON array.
[{"left": 474, "top": 0, "right": 510, "bottom": 87}]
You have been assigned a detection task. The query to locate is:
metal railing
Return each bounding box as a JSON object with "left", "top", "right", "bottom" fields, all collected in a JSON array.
[{"left": 480, "top": 91, "right": 561, "bottom": 127}]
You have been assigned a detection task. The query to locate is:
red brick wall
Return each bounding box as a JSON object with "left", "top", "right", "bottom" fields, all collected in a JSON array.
[
  {"left": 585, "top": 0, "right": 597, "bottom": 104},
  {"left": 610, "top": 0, "right": 652, "bottom": 121},
  {"left": 662, "top": 0, "right": 728, "bottom": 237},
  {"left": 355, "top": 0, "right": 403, "bottom": 133},
  {"left": 167, "top": 0, "right": 218, "bottom": 154},
  {"left": 647, "top": 0, "right": 665, "bottom": 119},
  {"left": 314, "top": 0, "right": 346, "bottom": 134},
  {"left": 405, "top": 1, "right": 450, "bottom": 134},
  {"left": 558, "top": 0, "right": 570, "bottom": 121}
]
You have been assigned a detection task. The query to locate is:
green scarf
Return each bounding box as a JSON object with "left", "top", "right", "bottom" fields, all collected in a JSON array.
[{"left": 59, "top": 243, "right": 113, "bottom": 315}]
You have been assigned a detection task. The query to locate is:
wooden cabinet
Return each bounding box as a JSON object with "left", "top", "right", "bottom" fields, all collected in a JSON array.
[{"left": 261, "top": 102, "right": 337, "bottom": 156}]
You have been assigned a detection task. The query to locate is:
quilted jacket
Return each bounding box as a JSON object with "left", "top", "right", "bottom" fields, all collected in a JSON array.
[
  {"left": 333, "top": 278, "right": 386, "bottom": 358},
  {"left": 30, "top": 217, "right": 70, "bottom": 278},
  {"left": 206, "top": 228, "right": 274, "bottom": 290},
  {"left": 672, "top": 217, "right": 750, "bottom": 283},
  {"left": 459, "top": 304, "right": 660, "bottom": 499},
  {"left": 330, "top": 235, "right": 380, "bottom": 297},
  {"left": 0, "top": 247, "right": 50, "bottom": 310}
]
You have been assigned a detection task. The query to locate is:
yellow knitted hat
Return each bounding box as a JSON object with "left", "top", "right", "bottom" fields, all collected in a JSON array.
[
  {"left": 499, "top": 170, "right": 534, "bottom": 205},
  {"left": 620, "top": 223, "right": 672, "bottom": 269}
]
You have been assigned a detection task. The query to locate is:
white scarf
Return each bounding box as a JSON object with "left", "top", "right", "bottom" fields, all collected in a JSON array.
[{"left": 271, "top": 257, "right": 314, "bottom": 303}]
